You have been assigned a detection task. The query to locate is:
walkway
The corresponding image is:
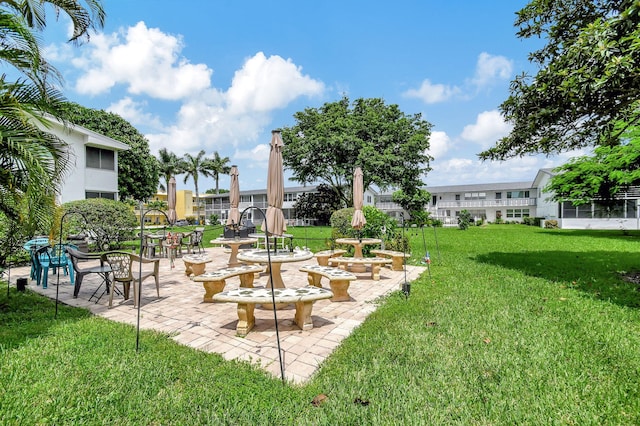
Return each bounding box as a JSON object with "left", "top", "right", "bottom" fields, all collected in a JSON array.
[{"left": 11, "top": 247, "right": 425, "bottom": 384}]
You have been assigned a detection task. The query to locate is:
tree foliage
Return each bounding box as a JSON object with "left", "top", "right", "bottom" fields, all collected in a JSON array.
[
  {"left": 480, "top": 0, "right": 640, "bottom": 160},
  {"left": 0, "top": 1, "right": 105, "bottom": 230},
  {"left": 156, "top": 148, "right": 183, "bottom": 192},
  {"left": 62, "top": 102, "right": 159, "bottom": 201},
  {"left": 62, "top": 198, "right": 137, "bottom": 250},
  {"left": 208, "top": 151, "right": 231, "bottom": 194},
  {"left": 281, "top": 97, "right": 432, "bottom": 206},
  {"left": 293, "top": 184, "right": 342, "bottom": 225},
  {"left": 546, "top": 127, "right": 640, "bottom": 207},
  {"left": 182, "top": 150, "right": 212, "bottom": 225},
  {"left": 392, "top": 187, "right": 431, "bottom": 218}
]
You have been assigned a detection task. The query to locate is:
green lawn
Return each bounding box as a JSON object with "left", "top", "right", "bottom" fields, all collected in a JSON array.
[{"left": 2, "top": 225, "right": 640, "bottom": 424}]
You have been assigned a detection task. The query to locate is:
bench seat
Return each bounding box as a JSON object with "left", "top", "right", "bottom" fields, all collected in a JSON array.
[
  {"left": 212, "top": 286, "right": 334, "bottom": 336},
  {"left": 299, "top": 265, "right": 357, "bottom": 301},
  {"left": 182, "top": 253, "right": 212, "bottom": 277},
  {"left": 192, "top": 264, "right": 265, "bottom": 302},
  {"left": 370, "top": 249, "right": 411, "bottom": 271},
  {"left": 327, "top": 256, "right": 392, "bottom": 281},
  {"left": 313, "top": 249, "right": 347, "bottom": 266}
]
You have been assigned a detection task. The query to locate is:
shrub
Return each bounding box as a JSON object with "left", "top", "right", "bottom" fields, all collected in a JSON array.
[
  {"left": 61, "top": 199, "right": 138, "bottom": 251},
  {"left": 545, "top": 219, "right": 559, "bottom": 229},
  {"left": 458, "top": 210, "right": 472, "bottom": 230},
  {"left": 329, "top": 206, "right": 398, "bottom": 254}
]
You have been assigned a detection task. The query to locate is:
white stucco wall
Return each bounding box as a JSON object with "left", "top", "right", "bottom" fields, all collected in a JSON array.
[{"left": 37, "top": 118, "right": 129, "bottom": 203}]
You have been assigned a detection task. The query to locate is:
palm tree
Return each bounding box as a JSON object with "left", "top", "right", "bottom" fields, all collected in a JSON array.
[
  {"left": 182, "top": 150, "right": 214, "bottom": 225},
  {"left": 208, "top": 151, "right": 231, "bottom": 194},
  {"left": 156, "top": 148, "right": 183, "bottom": 192},
  {"left": 0, "top": 0, "right": 105, "bottom": 226}
]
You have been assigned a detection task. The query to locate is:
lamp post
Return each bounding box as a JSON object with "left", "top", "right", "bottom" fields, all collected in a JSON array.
[{"left": 400, "top": 212, "right": 410, "bottom": 299}]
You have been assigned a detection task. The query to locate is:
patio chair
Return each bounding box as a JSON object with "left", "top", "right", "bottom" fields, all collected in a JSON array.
[
  {"left": 140, "top": 234, "right": 161, "bottom": 258},
  {"left": 23, "top": 237, "right": 50, "bottom": 280},
  {"left": 101, "top": 251, "right": 160, "bottom": 307},
  {"left": 186, "top": 230, "right": 204, "bottom": 254},
  {"left": 65, "top": 246, "right": 113, "bottom": 300},
  {"left": 49, "top": 243, "right": 76, "bottom": 283}
]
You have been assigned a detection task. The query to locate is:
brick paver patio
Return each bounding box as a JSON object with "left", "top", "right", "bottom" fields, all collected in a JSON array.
[{"left": 11, "top": 246, "right": 425, "bottom": 383}]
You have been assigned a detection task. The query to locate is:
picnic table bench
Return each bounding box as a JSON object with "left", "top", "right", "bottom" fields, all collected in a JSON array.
[
  {"left": 299, "top": 265, "right": 357, "bottom": 302},
  {"left": 370, "top": 249, "right": 411, "bottom": 271},
  {"left": 182, "top": 253, "right": 212, "bottom": 277},
  {"left": 327, "top": 256, "right": 392, "bottom": 281},
  {"left": 212, "top": 286, "right": 333, "bottom": 336},
  {"left": 191, "top": 264, "right": 265, "bottom": 302},
  {"left": 313, "top": 249, "right": 347, "bottom": 266}
]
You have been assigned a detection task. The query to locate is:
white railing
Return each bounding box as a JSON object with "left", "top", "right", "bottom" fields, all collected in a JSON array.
[{"left": 435, "top": 198, "right": 536, "bottom": 208}]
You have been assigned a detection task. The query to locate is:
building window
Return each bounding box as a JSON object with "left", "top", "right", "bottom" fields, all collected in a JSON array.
[
  {"left": 366, "top": 195, "right": 372, "bottom": 203},
  {"left": 284, "top": 193, "right": 296, "bottom": 202},
  {"left": 506, "top": 208, "right": 530, "bottom": 218},
  {"left": 495, "top": 192, "right": 502, "bottom": 199},
  {"left": 86, "top": 146, "right": 115, "bottom": 170},
  {"left": 464, "top": 192, "right": 486, "bottom": 200},
  {"left": 86, "top": 191, "right": 116, "bottom": 200},
  {"left": 506, "top": 190, "right": 530, "bottom": 199},
  {"left": 455, "top": 194, "right": 460, "bottom": 201},
  {"left": 240, "top": 195, "right": 251, "bottom": 203}
]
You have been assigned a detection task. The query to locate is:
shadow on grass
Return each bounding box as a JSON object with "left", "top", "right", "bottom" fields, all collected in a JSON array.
[
  {"left": 0, "top": 287, "right": 91, "bottom": 350},
  {"left": 541, "top": 228, "right": 640, "bottom": 240},
  {"left": 475, "top": 250, "right": 640, "bottom": 309}
]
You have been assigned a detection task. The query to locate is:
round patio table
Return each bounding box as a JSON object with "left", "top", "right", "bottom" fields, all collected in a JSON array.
[
  {"left": 210, "top": 237, "right": 258, "bottom": 267},
  {"left": 335, "top": 238, "right": 382, "bottom": 272},
  {"left": 236, "top": 249, "right": 313, "bottom": 289}
]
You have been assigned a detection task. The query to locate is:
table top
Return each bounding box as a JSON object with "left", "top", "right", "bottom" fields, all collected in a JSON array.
[
  {"left": 236, "top": 249, "right": 313, "bottom": 264},
  {"left": 248, "top": 233, "right": 293, "bottom": 239},
  {"left": 210, "top": 237, "right": 258, "bottom": 245},
  {"left": 335, "top": 238, "right": 382, "bottom": 245}
]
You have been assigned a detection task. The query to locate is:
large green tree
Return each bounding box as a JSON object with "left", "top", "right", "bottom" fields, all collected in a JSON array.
[
  {"left": 480, "top": 0, "right": 640, "bottom": 161},
  {"left": 182, "top": 150, "right": 213, "bottom": 225},
  {"left": 546, "top": 125, "right": 640, "bottom": 207},
  {"left": 0, "top": 0, "right": 105, "bottom": 227},
  {"left": 293, "top": 184, "right": 342, "bottom": 226},
  {"left": 208, "top": 151, "right": 231, "bottom": 194},
  {"left": 157, "top": 148, "right": 183, "bottom": 192},
  {"left": 281, "top": 97, "right": 432, "bottom": 207},
  {"left": 62, "top": 102, "right": 159, "bottom": 201}
]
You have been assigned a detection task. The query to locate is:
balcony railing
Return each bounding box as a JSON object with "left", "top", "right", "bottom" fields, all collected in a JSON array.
[{"left": 435, "top": 198, "right": 536, "bottom": 208}]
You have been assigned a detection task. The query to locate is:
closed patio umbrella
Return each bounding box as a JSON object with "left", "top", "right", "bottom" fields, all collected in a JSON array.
[
  {"left": 351, "top": 166, "right": 366, "bottom": 230},
  {"left": 167, "top": 176, "right": 177, "bottom": 225},
  {"left": 261, "top": 130, "right": 286, "bottom": 236},
  {"left": 226, "top": 165, "right": 240, "bottom": 226}
]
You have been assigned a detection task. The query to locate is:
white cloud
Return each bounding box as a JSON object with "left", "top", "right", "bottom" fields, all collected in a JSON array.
[
  {"left": 460, "top": 110, "right": 512, "bottom": 148},
  {"left": 402, "top": 79, "right": 460, "bottom": 104},
  {"left": 74, "top": 21, "right": 212, "bottom": 99},
  {"left": 470, "top": 52, "right": 513, "bottom": 89},
  {"left": 234, "top": 144, "right": 271, "bottom": 169},
  {"left": 226, "top": 52, "right": 324, "bottom": 114},
  {"left": 107, "top": 97, "right": 164, "bottom": 130},
  {"left": 427, "top": 131, "right": 451, "bottom": 159}
]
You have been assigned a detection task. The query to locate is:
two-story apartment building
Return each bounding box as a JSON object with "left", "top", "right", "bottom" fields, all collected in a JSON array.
[
  {"left": 40, "top": 118, "right": 130, "bottom": 203},
  {"left": 201, "top": 185, "right": 377, "bottom": 227},
  {"left": 146, "top": 168, "right": 640, "bottom": 230}
]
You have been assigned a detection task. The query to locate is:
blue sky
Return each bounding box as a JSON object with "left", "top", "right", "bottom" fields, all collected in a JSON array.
[{"left": 41, "top": 0, "right": 584, "bottom": 193}]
